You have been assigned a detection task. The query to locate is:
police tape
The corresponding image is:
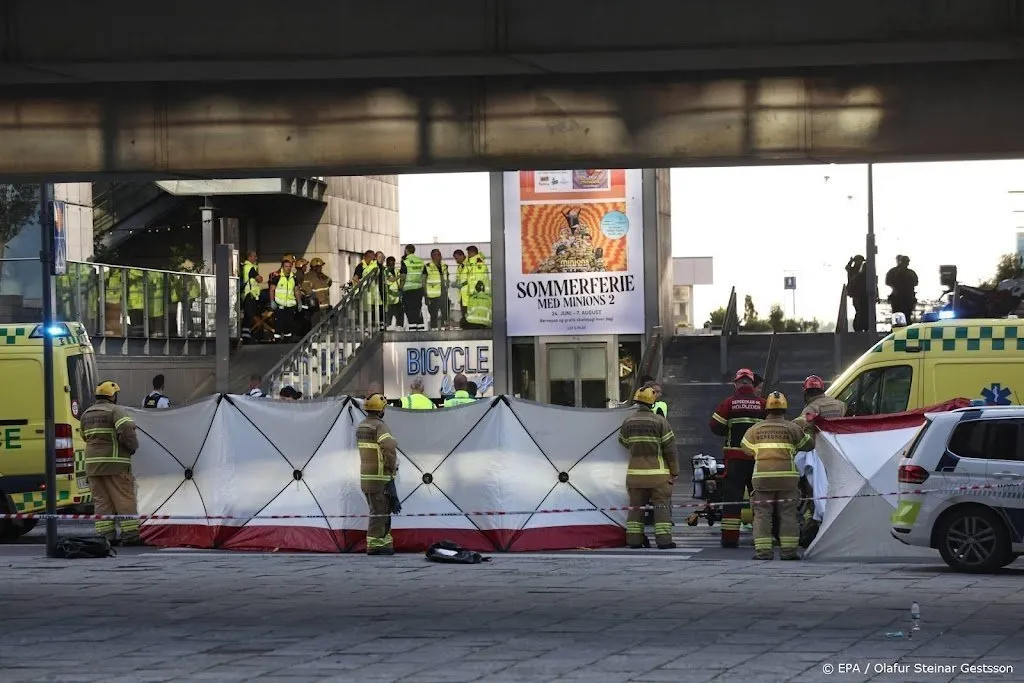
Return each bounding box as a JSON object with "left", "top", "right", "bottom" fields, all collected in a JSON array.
[{"left": 3, "top": 480, "right": 1023, "bottom": 521}]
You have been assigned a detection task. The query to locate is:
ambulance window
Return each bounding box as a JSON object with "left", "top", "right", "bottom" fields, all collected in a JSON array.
[
  {"left": 840, "top": 365, "right": 913, "bottom": 416},
  {"left": 67, "top": 355, "right": 96, "bottom": 419}
]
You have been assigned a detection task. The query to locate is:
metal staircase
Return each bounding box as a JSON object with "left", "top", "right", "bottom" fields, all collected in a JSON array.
[{"left": 262, "top": 271, "right": 383, "bottom": 398}]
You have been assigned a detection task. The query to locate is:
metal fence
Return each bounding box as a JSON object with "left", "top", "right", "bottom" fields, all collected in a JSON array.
[{"left": 0, "top": 258, "right": 238, "bottom": 340}]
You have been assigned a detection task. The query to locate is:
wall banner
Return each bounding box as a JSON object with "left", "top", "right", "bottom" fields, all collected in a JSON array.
[
  {"left": 383, "top": 340, "right": 494, "bottom": 400},
  {"left": 503, "top": 170, "right": 645, "bottom": 336}
]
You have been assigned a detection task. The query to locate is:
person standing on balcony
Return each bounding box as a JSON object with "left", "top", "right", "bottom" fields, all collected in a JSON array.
[
  {"left": 466, "top": 245, "right": 489, "bottom": 300},
  {"left": 302, "top": 257, "right": 332, "bottom": 327},
  {"left": 269, "top": 258, "right": 300, "bottom": 340},
  {"left": 400, "top": 244, "right": 426, "bottom": 331},
  {"left": 845, "top": 255, "right": 869, "bottom": 332},
  {"left": 886, "top": 255, "right": 918, "bottom": 324},
  {"left": 462, "top": 280, "right": 492, "bottom": 329},
  {"left": 384, "top": 256, "right": 404, "bottom": 330},
  {"left": 453, "top": 249, "right": 470, "bottom": 328},
  {"left": 241, "top": 251, "right": 263, "bottom": 342},
  {"left": 425, "top": 249, "right": 450, "bottom": 330},
  {"left": 352, "top": 250, "right": 381, "bottom": 329}
]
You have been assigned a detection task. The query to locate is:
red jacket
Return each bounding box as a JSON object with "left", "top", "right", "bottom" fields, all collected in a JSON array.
[{"left": 709, "top": 385, "right": 766, "bottom": 458}]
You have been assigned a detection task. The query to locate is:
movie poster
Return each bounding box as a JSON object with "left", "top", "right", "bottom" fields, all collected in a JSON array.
[{"left": 503, "top": 169, "right": 645, "bottom": 336}]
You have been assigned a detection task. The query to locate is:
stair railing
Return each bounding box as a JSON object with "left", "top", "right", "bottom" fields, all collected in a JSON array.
[
  {"left": 262, "top": 269, "right": 383, "bottom": 399},
  {"left": 833, "top": 284, "right": 849, "bottom": 379},
  {"left": 719, "top": 287, "right": 739, "bottom": 376},
  {"left": 635, "top": 326, "right": 664, "bottom": 393}
]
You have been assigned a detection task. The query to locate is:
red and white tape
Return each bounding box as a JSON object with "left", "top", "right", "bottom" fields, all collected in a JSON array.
[{"left": 3, "top": 481, "right": 1021, "bottom": 521}]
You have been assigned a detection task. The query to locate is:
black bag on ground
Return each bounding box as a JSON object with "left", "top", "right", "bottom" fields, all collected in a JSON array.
[
  {"left": 425, "top": 540, "right": 491, "bottom": 564},
  {"left": 54, "top": 536, "right": 116, "bottom": 559}
]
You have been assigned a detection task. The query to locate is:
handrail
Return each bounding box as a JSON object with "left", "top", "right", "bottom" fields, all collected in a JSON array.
[
  {"left": 262, "top": 269, "right": 383, "bottom": 398},
  {"left": 719, "top": 286, "right": 738, "bottom": 376},
  {"left": 760, "top": 332, "right": 780, "bottom": 395},
  {"left": 833, "top": 284, "right": 849, "bottom": 378},
  {"left": 634, "top": 326, "right": 664, "bottom": 393}
]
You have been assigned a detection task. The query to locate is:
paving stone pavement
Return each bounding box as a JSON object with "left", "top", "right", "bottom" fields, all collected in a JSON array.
[{"left": 1, "top": 551, "right": 1023, "bottom": 683}]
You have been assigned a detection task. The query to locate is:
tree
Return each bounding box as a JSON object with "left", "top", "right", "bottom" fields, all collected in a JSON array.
[
  {"left": 768, "top": 304, "right": 785, "bottom": 332},
  {"left": 0, "top": 184, "right": 39, "bottom": 256},
  {"left": 743, "top": 294, "right": 757, "bottom": 324},
  {"left": 706, "top": 307, "right": 727, "bottom": 328}
]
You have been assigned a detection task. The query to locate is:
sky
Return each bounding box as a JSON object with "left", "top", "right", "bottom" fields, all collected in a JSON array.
[{"left": 398, "top": 161, "right": 1024, "bottom": 325}]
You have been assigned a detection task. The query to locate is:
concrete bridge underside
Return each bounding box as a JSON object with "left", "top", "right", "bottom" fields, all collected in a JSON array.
[{"left": 2, "top": 0, "right": 1024, "bottom": 178}]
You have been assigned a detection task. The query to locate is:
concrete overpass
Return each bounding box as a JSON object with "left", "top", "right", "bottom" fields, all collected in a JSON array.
[{"left": 2, "top": 0, "right": 1024, "bottom": 179}]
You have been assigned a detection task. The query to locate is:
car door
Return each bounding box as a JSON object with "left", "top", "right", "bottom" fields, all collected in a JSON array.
[{"left": 979, "top": 418, "right": 1024, "bottom": 546}]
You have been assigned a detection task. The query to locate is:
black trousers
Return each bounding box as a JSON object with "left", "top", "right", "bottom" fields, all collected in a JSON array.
[
  {"left": 403, "top": 289, "right": 424, "bottom": 325},
  {"left": 852, "top": 299, "right": 868, "bottom": 332},
  {"left": 242, "top": 296, "right": 259, "bottom": 335},
  {"left": 275, "top": 306, "right": 296, "bottom": 337},
  {"left": 388, "top": 303, "right": 405, "bottom": 328},
  {"left": 720, "top": 457, "right": 754, "bottom": 544},
  {"left": 426, "top": 296, "right": 446, "bottom": 328}
]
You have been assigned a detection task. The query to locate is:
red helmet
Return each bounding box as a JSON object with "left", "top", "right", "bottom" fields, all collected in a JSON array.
[
  {"left": 734, "top": 368, "right": 755, "bottom": 383},
  {"left": 803, "top": 375, "right": 825, "bottom": 391}
]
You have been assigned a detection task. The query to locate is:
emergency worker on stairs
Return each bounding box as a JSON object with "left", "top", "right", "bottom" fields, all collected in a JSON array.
[
  {"left": 799, "top": 375, "right": 846, "bottom": 421},
  {"left": 81, "top": 381, "right": 143, "bottom": 545},
  {"left": 619, "top": 387, "right": 679, "bottom": 549},
  {"left": 709, "top": 368, "right": 767, "bottom": 548},
  {"left": 741, "top": 391, "right": 814, "bottom": 560},
  {"left": 401, "top": 378, "right": 436, "bottom": 409},
  {"left": 357, "top": 393, "right": 399, "bottom": 556}
]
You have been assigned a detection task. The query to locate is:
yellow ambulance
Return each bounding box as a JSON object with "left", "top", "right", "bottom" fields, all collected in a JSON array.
[
  {"left": 826, "top": 318, "right": 1024, "bottom": 414},
  {"left": 0, "top": 322, "right": 95, "bottom": 540}
]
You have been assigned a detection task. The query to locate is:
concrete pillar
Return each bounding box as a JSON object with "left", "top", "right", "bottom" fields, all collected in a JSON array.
[
  {"left": 489, "top": 172, "right": 509, "bottom": 395},
  {"left": 201, "top": 198, "right": 214, "bottom": 274},
  {"left": 215, "top": 244, "right": 231, "bottom": 394}
]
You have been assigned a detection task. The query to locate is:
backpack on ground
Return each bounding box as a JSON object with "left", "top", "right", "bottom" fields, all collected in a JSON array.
[
  {"left": 54, "top": 536, "right": 116, "bottom": 559},
  {"left": 425, "top": 540, "right": 491, "bottom": 564}
]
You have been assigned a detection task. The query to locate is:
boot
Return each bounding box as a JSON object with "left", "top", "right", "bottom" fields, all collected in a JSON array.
[
  {"left": 367, "top": 547, "right": 395, "bottom": 556},
  {"left": 657, "top": 541, "right": 677, "bottom": 550},
  {"left": 780, "top": 552, "right": 800, "bottom": 561},
  {"left": 753, "top": 552, "right": 774, "bottom": 560},
  {"left": 628, "top": 536, "right": 651, "bottom": 550},
  {"left": 721, "top": 538, "right": 739, "bottom": 548},
  {"left": 119, "top": 535, "right": 146, "bottom": 547}
]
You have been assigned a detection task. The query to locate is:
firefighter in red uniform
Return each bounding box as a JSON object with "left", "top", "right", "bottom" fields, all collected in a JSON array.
[{"left": 709, "top": 368, "right": 767, "bottom": 548}]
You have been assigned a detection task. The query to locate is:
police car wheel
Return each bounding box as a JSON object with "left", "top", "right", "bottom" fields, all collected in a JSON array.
[
  {"left": 936, "top": 506, "right": 1011, "bottom": 574},
  {"left": 0, "top": 519, "right": 36, "bottom": 541}
]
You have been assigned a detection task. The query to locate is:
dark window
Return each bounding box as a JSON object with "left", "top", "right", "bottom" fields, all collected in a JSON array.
[
  {"left": 67, "top": 354, "right": 97, "bottom": 421},
  {"left": 836, "top": 365, "right": 913, "bottom": 416},
  {"left": 947, "top": 419, "right": 1024, "bottom": 461}
]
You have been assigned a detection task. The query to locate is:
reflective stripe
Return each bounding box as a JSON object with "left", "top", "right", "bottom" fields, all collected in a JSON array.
[
  {"left": 403, "top": 255, "right": 424, "bottom": 290},
  {"left": 745, "top": 442, "right": 796, "bottom": 452},
  {"left": 711, "top": 413, "right": 727, "bottom": 425},
  {"left": 114, "top": 416, "right": 134, "bottom": 429},
  {"left": 425, "top": 262, "right": 447, "bottom": 298},
  {"left": 660, "top": 431, "right": 674, "bottom": 444},
  {"left": 795, "top": 433, "right": 812, "bottom": 450},
  {"left": 274, "top": 274, "right": 297, "bottom": 307}
]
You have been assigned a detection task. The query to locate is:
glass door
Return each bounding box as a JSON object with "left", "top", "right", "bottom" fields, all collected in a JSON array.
[{"left": 545, "top": 343, "right": 609, "bottom": 408}]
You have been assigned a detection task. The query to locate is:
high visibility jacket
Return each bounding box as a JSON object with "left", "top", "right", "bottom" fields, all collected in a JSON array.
[
  {"left": 402, "top": 254, "right": 425, "bottom": 291},
  {"left": 128, "top": 270, "right": 144, "bottom": 310},
  {"left": 425, "top": 262, "right": 448, "bottom": 299},
  {"left": 467, "top": 254, "right": 489, "bottom": 295},
  {"left": 618, "top": 404, "right": 679, "bottom": 488},
  {"left": 274, "top": 274, "right": 298, "bottom": 307},
  {"left": 456, "top": 262, "right": 471, "bottom": 307},
  {"left": 709, "top": 386, "right": 767, "bottom": 458},
  {"left": 81, "top": 399, "right": 139, "bottom": 477},
  {"left": 801, "top": 395, "right": 847, "bottom": 421},
  {"left": 357, "top": 416, "right": 398, "bottom": 494},
  {"left": 653, "top": 400, "right": 668, "bottom": 418},
  {"left": 401, "top": 393, "right": 436, "bottom": 409},
  {"left": 443, "top": 390, "right": 475, "bottom": 407},
  {"left": 146, "top": 271, "right": 166, "bottom": 317},
  {"left": 241, "top": 260, "right": 261, "bottom": 300},
  {"left": 105, "top": 269, "right": 123, "bottom": 306},
  {"left": 465, "top": 291, "right": 492, "bottom": 327},
  {"left": 740, "top": 415, "right": 814, "bottom": 480},
  {"left": 385, "top": 268, "right": 401, "bottom": 306},
  {"left": 359, "top": 260, "right": 381, "bottom": 306}
]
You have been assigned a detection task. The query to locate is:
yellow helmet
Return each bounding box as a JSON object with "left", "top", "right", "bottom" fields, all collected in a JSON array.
[
  {"left": 633, "top": 387, "right": 657, "bottom": 406},
  {"left": 765, "top": 391, "right": 788, "bottom": 411},
  {"left": 309, "top": 257, "right": 325, "bottom": 267},
  {"left": 96, "top": 381, "right": 121, "bottom": 398},
  {"left": 365, "top": 393, "right": 388, "bottom": 412}
]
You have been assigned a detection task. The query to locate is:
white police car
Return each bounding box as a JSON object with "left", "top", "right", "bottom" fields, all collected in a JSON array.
[{"left": 892, "top": 404, "right": 1024, "bottom": 572}]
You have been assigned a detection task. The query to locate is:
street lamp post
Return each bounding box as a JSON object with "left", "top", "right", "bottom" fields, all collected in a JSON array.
[{"left": 865, "top": 164, "right": 878, "bottom": 333}]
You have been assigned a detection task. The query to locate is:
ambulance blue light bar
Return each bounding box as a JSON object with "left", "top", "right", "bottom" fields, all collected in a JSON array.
[{"left": 29, "top": 323, "right": 72, "bottom": 338}]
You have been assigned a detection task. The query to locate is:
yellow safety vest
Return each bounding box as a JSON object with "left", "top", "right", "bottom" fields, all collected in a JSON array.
[
  {"left": 403, "top": 254, "right": 424, "bottom": 291},
  {"left": 468, "top": 254, "right": 489, "bottom": 295},
  {"left": 105, "top": 269, "right": 122, "bottom": 305},
  {"left": 401, "top": 393, "right": 436, "bottom": 409},
  {"left": 425, "top": 262, "right": 448, "bottom": 299},
  {"left": 465, "top": 291, "right": 492, "bottom": 327},
  {"left": 274, "top": 274, "right": 297, "bottom": 307},
  {"left": 443, "top": 390, "right": 476, "bottom": 407},
  {"left": 147, "top": 271, "right": 165, "bottom": 317},
  {"left": 359, "top": 260, "right": 380, "bottom": 305},
  {"left": 128, "top": 270, "right": 144, "bottom": 310},
  {"left": 241, "top": 261, "right": 261, "bottom": 299},
  {"left": 386, "top": 268, "right": 401, "bottom": 306},
  {"left": 456, "top": 262, "right": 471, "bottom": 306}
]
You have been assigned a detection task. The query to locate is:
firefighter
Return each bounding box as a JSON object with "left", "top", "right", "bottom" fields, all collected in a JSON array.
[
  {"left": 302, "top": 257, "right": 333, "bottom": 326},
  {"left": 740, "top": 391, "right": 815, "bottom": 560},
  {"left": 709, "top": 368, "right": 767, "bottom": 548},
  {"left": 619, "top": 386, "right": 679, "bottom": 549},
  {"left": 357, "top": 393, "right": 399, "bottom": 555},
  {"left": 81, "top": 381, "right": 143, "bottom": 545},
  {"left": 799, "top": 375, "right": 847, "bottom": 421},
  {"left": 401, "top": 378, "right": 436, "bottom": 409}
]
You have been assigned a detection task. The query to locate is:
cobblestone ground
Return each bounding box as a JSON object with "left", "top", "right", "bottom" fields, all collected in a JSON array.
[{"left": 0, "top": 549, "right": 1023, "bottom": 683}]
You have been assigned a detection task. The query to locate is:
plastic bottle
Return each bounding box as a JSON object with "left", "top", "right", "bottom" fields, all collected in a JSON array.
[{"left": 911, "top": 601, "right": 920, "bottom": 632}]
